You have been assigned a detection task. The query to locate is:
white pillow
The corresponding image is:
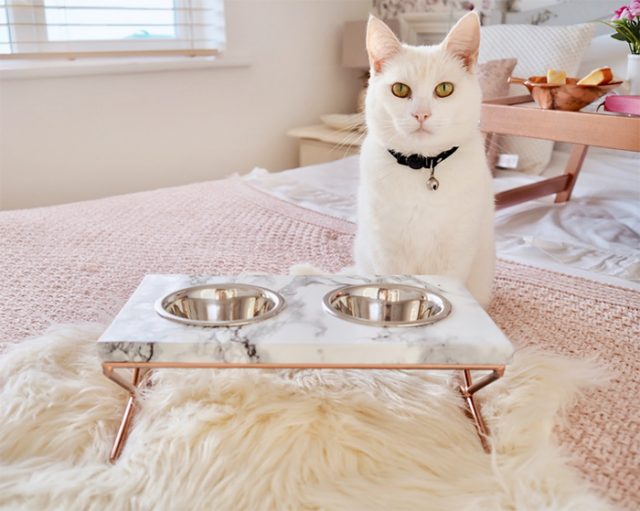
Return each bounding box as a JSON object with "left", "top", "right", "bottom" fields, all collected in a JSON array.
[{"left": 479, "top": 23, "right": 595, "bottom": 174}]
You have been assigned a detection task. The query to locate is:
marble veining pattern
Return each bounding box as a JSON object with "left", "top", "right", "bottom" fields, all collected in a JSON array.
[{"left": 98, "top": 275, "right": 514, "bottom": 365}]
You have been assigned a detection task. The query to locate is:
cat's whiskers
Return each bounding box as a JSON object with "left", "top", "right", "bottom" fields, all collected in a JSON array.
[
  {"left": 331, "top": 129, "right": 366, "bottom": 155},
  {"left": 377, "top": 129, "right": 405, "bottom": 147}
]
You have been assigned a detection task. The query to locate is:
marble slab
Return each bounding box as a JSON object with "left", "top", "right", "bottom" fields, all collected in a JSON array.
[{"left": 98, "top": 275, "right": 513, "bottom": 366}]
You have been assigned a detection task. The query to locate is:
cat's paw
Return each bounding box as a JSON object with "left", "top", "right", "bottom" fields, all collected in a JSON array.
[{"left": 289, "top": 263, "right": 326, "bottom": 276}]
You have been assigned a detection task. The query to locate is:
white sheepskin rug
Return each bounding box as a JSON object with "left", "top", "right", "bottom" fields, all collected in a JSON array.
[{"left": 0, "top": 324, "right": 611, "bottom": 510}]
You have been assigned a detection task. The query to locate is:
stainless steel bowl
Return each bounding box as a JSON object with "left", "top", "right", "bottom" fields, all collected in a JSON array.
[
  {"left": 156, "top": 284, "right": 286, "bottom": 327},
  {"left": 323, "top": 283, "right": 451, "bottom": 327}
]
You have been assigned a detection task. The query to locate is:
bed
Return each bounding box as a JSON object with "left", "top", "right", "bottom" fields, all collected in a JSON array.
[
  {"left": 0, "top": 143, "right": 638, "bottom": 508},
  {"left": 1, "top": 1, "right": 638, "bottom": 509}
]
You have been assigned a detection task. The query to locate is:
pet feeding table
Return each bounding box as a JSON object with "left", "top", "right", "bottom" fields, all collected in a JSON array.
[
  {"left": 99, "top": 274, "right": 513, "bottom": 463},
  {"left": 481, "top": 94, "right": 640, "bottom": 209}
]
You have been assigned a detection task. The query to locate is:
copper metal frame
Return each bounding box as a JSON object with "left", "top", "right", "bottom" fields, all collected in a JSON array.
[{"left": 102, "top": 361, "right": 505, "bottom": 463}]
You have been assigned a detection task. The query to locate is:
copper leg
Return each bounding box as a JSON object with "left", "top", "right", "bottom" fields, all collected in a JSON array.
[
  {"left": 101, "top": 363, "right": 504, "bottom": 462},
  {"left": 109, "top": 393, "right": 137, "bottom": 463},
  {"left": 104, "top": 366, "right": 149, "bottom": 463},
  {"left": 459, "top": 368, "right": 503, "bottom": 453}
]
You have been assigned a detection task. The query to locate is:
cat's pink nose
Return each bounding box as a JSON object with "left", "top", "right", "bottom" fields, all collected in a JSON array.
[{"left": 412, "top": 112, "right": 430, "bottom": 122}]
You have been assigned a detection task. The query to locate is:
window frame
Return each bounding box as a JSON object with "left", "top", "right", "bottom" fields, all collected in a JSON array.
[{"left": 1, "top": 1, "right": 221, "bottom": 59}]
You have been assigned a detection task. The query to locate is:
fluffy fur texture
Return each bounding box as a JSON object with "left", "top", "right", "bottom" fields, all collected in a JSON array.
[
  {"left": 355, "top": 14, "right": 495, "bottom": 307},
  {"left": 0, "top": 324, "right": 610, "bottom": 510}
]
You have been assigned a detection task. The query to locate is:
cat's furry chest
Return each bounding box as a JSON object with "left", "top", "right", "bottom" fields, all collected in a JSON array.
[
  {"left": 355, "top": 137, "right": 493, "bottom": 274},
  {"left": 363, "top": 167, "right": 482, "bottom": 248},
  {"left": 359, "top": 141, "right": 489, "bottom": 228}
]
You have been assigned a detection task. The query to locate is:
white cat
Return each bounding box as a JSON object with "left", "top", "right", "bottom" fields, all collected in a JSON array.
[{"left": 354, "top": 12, "right": 495, "bottom": 307}]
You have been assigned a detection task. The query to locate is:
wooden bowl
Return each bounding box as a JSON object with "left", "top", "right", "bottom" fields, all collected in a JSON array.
[{"left": 509, "top": 76, "right": 622, "bottom": 111}]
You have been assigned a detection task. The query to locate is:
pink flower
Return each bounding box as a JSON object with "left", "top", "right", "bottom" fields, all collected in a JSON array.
[
  {"left": 629, "top": 0, "right": 640, "bottom": 16},
  {"left": 613, "top": 5, "right": 633, "bottom": 20},
  {"left": 612, "top": 6, "right": 624, "bottom": 20}
]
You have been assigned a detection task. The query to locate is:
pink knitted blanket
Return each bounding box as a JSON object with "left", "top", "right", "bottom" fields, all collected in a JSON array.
[
  {"left": 0, "top": 177, "right": 637, "bottom": 509},
  {"left": 0, "top": 177, "right": 354, "bottom": 345}
]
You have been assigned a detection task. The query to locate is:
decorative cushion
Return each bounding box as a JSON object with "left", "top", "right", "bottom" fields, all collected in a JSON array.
[
  {"left": 477, "top": 58, "right": 517, "bottom": 169},
  {"left": 478, "top": 58, "right": 518, "bottom": 100},
  {"left": 479, "top": 23, "right": 595, "bottom": 174}
]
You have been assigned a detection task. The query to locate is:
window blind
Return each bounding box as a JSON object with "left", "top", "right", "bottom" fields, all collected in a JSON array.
[{"left": 0, "top": 0, "right": 225, "bottom": 59}]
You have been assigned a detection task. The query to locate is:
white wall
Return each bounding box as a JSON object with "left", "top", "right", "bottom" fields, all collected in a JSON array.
[{"left": 0, "top": 0, "right": 371, "bottom": 210}]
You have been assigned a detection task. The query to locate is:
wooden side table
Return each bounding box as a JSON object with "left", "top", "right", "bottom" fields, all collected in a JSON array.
[
  {"left": 481, "top": 95, "right": 640, "bottom": 209},
  {"left": 287, "top": 124, "right": 362, "bottom": 166}
]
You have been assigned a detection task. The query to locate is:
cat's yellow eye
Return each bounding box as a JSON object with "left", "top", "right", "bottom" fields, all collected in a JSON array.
[
  {"left": 391, "top": 82, "right": 411, "bottom": 98},
  {"left": 434, "top": 82, "right": 455, "bottom": 98}
]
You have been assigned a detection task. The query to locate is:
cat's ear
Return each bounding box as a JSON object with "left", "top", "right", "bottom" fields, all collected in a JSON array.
[
  {"left": 366, "top": 15, "right": 401, "bottom": 74},
  {"left": 442, "top": 11, "right": 480, "bottom": 72}
]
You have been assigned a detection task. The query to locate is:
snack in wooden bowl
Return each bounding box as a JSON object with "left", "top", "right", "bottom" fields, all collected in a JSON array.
[
  {"left": 577, "top": 67, "right": 614, "bottom": 86},
  {"left": 509, "top": 67, "right": 621, "bottom": 111},
  {"left": 546, "top": 69, "right": 567, "bottom": 85}
]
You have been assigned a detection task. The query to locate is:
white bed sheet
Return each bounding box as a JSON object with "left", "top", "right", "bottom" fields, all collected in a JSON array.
[{"left": 244, "top": 148, "right": 639, "bottom": 289}]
